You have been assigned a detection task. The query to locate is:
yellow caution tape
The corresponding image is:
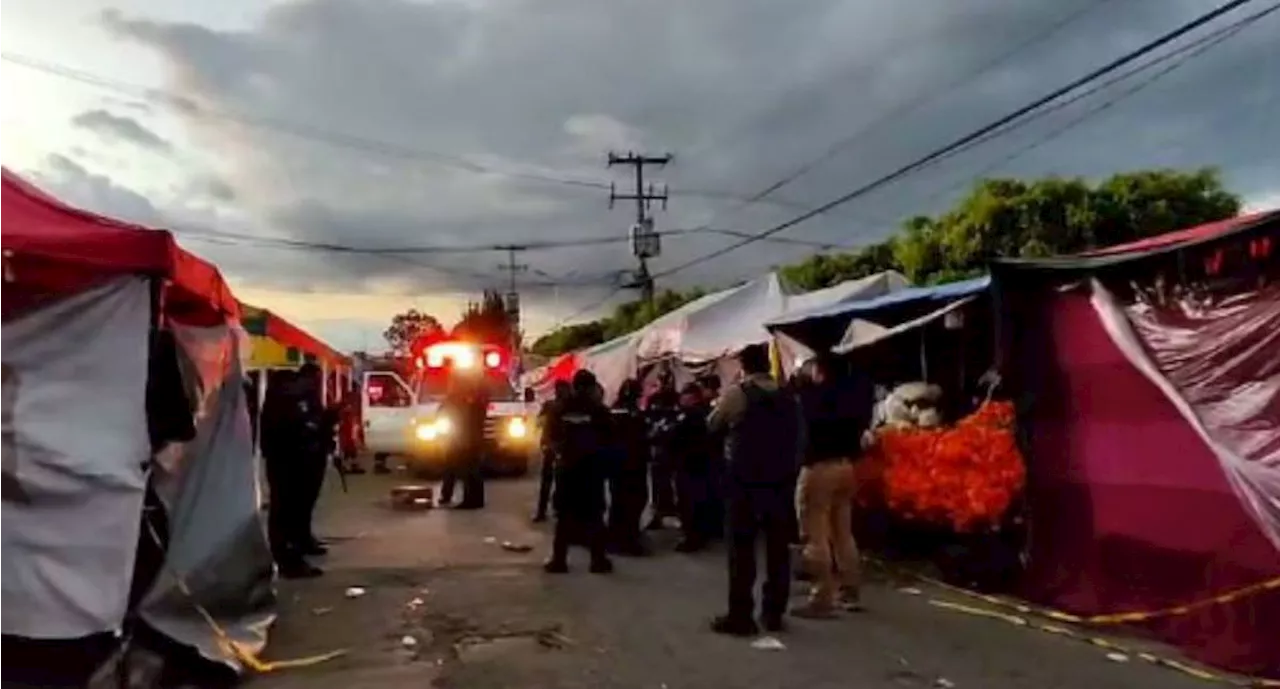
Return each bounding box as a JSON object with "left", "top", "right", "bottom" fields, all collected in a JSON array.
[
  {"left": 924, "top": 598, "right": 1280, "bottom": 687},
  {"left": 146, "top": 522, "right": 348, "bottom": 673},
  {"left": 871, "top": 555, "right": 1280, "bottom": 626}
]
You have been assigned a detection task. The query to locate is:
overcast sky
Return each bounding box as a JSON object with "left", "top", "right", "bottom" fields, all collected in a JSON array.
[{"left": 3, "top": 0, "right": 1278, "bottom": 351}]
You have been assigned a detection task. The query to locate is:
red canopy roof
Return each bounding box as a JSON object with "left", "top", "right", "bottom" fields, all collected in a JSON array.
[
  {"left": 1, "top": 168, "right": 239, "bottom": 323},
  {"left": 1083, "top": 210, "right": 1278, "bottom": 257}
]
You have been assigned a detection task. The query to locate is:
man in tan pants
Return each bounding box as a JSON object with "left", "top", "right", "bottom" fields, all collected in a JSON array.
[{"left": 791, "top": 355, "right": 873, "bottom": 618}]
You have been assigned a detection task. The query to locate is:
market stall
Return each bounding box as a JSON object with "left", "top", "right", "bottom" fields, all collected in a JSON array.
[{"left": 993, "top": 209, "right": 1280, "bottom": 678}]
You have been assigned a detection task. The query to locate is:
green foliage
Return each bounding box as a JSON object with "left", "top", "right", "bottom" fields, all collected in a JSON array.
[
  {"left": 452, "top": 290, "right": 520, "bottom": 346},
  {"left": 784, "top": 168, "right": 1240, "bottom": 288},
  {"left": 383, "top": 308, "right": 444, "bottom": 355},
  {"left": 533, "top": 168, "right": 1241, "bottom": 356}
]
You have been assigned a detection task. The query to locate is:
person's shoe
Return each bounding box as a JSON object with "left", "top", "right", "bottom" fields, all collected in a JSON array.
[
  {"left": 644, "top": 517, "right": 666, "bottom": 531},
  {"left": 454, "top": 502, "right": 484, "bottom": 510},
  {"left": 710, "top": 615, "right": 759, "bottom": 637},
  {"left": 346, "top": 466, "right": 367, "bottom": 475},
  {"left": 373, "top": 465, "right": 391, "bottom": 475},
  {"left": 543, "top": 559, "right": 569, "bottom": 574},
  {"left": 791, "top": 603, "right": 839, "bottom": 620},
  {"left": 278, "top": 561, "right": 324, "bottom": 579},
  {"left": 588, "top": 558, "right": 614, "bottom": 574},
  {"left": 761, "top": 614, "right": 786, "bottom": 633},
  {"left": 532, "top": 513, "right": 548, "bottom": 523}
]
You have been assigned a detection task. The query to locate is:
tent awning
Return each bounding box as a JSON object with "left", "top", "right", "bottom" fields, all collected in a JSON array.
[
  {"left": 1, "top": 169, "right": 240, "bottom": 323},
  {"left": 240, "top": 303, "right": 347, "bottom": 368}
]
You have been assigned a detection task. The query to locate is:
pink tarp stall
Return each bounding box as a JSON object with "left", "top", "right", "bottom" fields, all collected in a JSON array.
[{"left": 993, "top": 210, "right": 1280, "bottom": 678}]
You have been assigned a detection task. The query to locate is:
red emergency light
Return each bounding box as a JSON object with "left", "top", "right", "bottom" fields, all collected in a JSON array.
[{"left": 415, "top": 340, "right": 507, "bottom": 372}]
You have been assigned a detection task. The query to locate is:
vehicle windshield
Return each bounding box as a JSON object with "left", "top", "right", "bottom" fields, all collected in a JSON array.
[{"left": 415, "top": 373, "right": 518, "bottom": 402}]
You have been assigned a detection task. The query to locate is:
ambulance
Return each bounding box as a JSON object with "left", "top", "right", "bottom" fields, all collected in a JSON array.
[{"left": 362, "top": 339, "right": 536, "bottom": 478}]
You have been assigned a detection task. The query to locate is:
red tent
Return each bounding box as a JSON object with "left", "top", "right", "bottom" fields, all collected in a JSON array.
[
  {"left": 994, "top": 210, "right": 1280, "bottom": 678},
  {"left": 1, "top": 169, "right": 239, "bottom": 324}
]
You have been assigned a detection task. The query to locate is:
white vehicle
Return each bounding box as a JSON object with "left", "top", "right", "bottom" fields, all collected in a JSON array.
[{"left": 362, "top": 340, "right": 536, "bottom": 477}]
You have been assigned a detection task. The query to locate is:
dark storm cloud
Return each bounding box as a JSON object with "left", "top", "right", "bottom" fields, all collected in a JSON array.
[
  {"left": 97, "top": 0, "right": 1280, "bottom": 311},
  {"left": 71, "top": 109, "right": 173, "bottom": 152}
]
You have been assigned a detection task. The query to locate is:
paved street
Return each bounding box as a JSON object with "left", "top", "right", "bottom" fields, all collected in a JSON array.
[{"left": 250, "top": 468, "right": 1220, "bottom": 689}]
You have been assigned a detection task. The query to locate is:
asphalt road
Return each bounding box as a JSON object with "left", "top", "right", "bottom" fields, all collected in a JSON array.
[{"left": 248, "top": 467, "right": 1222, "bottom": 689}]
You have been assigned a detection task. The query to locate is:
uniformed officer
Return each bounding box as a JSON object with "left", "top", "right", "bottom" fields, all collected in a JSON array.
[
  {"left": 543, "top": 370, "right": 614, "bottom": 574},
  {"left": 290, "top": 364, "right": 333, "bottom": 558},
  {"left": 607, "top": 378, "right": 650, "bottom": 556},
  {"left": 644, "top": 371, "right": 681, "bottom": 530},
  {"left": 440, "top": 373, "right": 490, "bottom": 509},
  {"left": 672, "top": 382, "right": 715, "bottom": 553},
  {"left": 533, "top": 380, "right": 572, "bottom": 523}
]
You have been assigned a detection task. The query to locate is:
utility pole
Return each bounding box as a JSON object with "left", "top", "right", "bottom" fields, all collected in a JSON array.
[
  {"left": 608, "top": 151, "right": 671, "bottom": 306},
  {"left": 496, "top": 245, "right": 528, "bottom": 358}
]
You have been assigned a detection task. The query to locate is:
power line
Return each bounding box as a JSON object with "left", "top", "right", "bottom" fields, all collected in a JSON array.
[
  {"left": 717, "top": 0, "right": 1118, "bottom": 217},
  {"left": 894, "top": 2, "right": 1280, "bottom": 216},
  {"left": 670, "top": 0, "right": 1116, "bottom": 243},
  {"left": 652, "top": 0, "right": 1261, "bottom": 280}
]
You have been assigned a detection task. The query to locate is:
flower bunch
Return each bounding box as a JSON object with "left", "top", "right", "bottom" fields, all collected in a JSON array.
[{"left": 861, "top": 401, "right": 1025, "bottom": 532}]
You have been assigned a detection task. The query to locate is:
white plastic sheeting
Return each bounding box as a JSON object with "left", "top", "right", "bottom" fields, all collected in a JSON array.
[
  {"left": 140, "top": 322, "right": 276, "bottom": 670},
  {"left": 540, "top": 271, "right": 910, "bottom": 396},
  {"left": 1, "top": 278, "right": 152, "bottom": 638}
]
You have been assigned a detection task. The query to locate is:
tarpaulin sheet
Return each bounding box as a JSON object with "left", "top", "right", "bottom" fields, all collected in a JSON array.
[
  {"left": 141, "top": 323, "right": 275, "bottom": 670},
  {"left": 1017, "top": 287, "right": 1280, "bottom": 678},
  {"left": 2, "top": 278, "right": 152, "bottom": 638}
]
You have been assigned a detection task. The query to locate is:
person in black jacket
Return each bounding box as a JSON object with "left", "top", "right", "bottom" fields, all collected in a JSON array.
[
  {"left": 292, "top": 363, "right": 333, "bottom": 559},
  {"left": 793, "top": 354, "right": 874, "bottom": 617},
  {"left": 260, "top": 369, "right": 323, "bottom": 579},
  {"left": 707, "top": 344, "right": 804, "bottom": 636},
  {"left": 543, "top": 370, "right": 614, "bottom": 574},
  {"left": 673, "top": 382, "right": 715, "bottom": 553},
  {"left": 533, "top": 380, "right": 573, "bottom": 523},
  {"left": 607, "top": 378, "right": 650, "bottom": 556},
  {"left": 644, "top": 371, "right": 681, "bottom": 530},
  {"left": 440, "top": 374, "right": 490, "bottom": 510}
]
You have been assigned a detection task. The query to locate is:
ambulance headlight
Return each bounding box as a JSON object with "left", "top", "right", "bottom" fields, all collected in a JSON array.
[
  {"left": 434, "top": 416, "right": 453, "bottom": 436},
  {"left": 415, "top": 423, "right": 438, "bottom": 441},
  {"left": 506, "top": 417, "right": 528, "bottom": 439}
]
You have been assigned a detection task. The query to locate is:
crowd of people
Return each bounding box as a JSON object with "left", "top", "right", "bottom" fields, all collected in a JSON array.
[{"left": 537, "top": 343, "right": 875, "bottom": 635}]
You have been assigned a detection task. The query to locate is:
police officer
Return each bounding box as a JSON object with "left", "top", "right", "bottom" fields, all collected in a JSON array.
[
  {"left": 440, "top": 373, "right": 489, "bottom": 509},
  {"left": 672, "top": 382, "right": 714, "bottom": 553},
  {"left": 533, "top": 380, "right": 572, "bottom": 523},
  {"left": 260, "top": 368, "right": 327, "bottom": 579},
  {"left": 543, "top": 370, "right": 614, "bottom": 574},
  {"left": 293, "top": 363, "right": 334, "bottom": 558},
  {"left": 607, "top": 378, "right": 650, "bottom": 556},
  {"left": 644, "top": 371, "right": 681, "bottom": 530}
]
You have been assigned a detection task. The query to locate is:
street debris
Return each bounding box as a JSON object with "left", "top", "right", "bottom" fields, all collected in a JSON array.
[
  {"left": 750, "top": 636, "right": 786, "bottom": 651},
  {"left": 401, "top": 635, "right": 419, "bottom": 648},
  {"left": 898, "top": 587, "right": 923, "bottom": 595},
  {"left": 483, "top": 536, "right": 498, "bottom": 545},
  {"left": 406, "top": 597, "right": 425, "bottom": 610},
  {"left": 1105, "top": 652, "right": 1130, "bottom": 663},
  {"left": 501, "top": 541, "right": 533, "bottom": 553},
  {"left": 934, "top": 677, "right": 956, "bottom": 688},
  {"left": 311, "top": 607, "right": 334, "bottom": 616},
  {"left": 344, "top": 586, "right": 367, "bottom": 599}
]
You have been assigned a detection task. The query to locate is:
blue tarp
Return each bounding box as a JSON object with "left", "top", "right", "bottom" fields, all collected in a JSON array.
[{"left": 766, "top": 275, "right": 991, "bottom": 329}]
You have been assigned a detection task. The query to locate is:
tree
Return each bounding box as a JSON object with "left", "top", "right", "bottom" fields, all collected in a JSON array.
[
  {"left": 783, "top": 167, "right": 1241, "bottom": 286},
  {"left": 383, "top": 309, "right": 445, "bottom": 355},
  {"left": 452, "top": 290, "right": 520, "bottom": 347}
]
